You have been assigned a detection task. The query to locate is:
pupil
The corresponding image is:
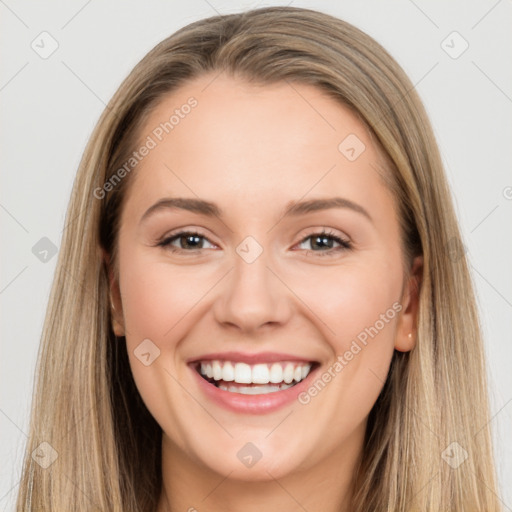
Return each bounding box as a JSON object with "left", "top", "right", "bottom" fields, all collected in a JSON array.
[
  {"left": 182, "top": 234, "right": 202, "bottom": 249},
  {"left": 312, "top": 236, "right": 332, "bottom": 250}
]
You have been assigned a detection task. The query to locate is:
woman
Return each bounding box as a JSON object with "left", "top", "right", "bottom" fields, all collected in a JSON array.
[{"left": 16, "top": 6, "right": 501, "bottom": 511}]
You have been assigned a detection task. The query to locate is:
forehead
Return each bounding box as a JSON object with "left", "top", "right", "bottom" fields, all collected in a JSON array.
[{"left": 123, "top": 73, "right": 395, "bottom": 221}]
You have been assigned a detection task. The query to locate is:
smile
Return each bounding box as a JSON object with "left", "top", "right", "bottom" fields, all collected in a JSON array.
[{"left": 196, "top": 360, "right": 313, "bottom": 395}]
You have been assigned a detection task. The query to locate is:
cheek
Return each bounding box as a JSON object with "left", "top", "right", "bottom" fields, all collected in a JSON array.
[
  {"left": 116, "top": 249, "right": 215, "bottom": 435},
  {"left": 289, "top": 258, "right": 402, "bottom": 350},
  {"left": 288, "top": 259, "right": 402, "bottom": 414},
  {"left": 118, "top": 249, "right": 213, "bottom": 343}
]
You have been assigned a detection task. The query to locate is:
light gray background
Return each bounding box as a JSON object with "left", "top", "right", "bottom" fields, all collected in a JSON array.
[{"left": 1, "top": 1, "right": 511, "bottom": 510}]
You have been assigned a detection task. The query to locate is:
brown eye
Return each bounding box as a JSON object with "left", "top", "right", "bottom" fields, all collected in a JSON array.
[
  {"left": 297, "top": 230, "right": 352, "bottom": 256},
  {"left": 158, "top": 231, "right": 216, "bottom": 252}
]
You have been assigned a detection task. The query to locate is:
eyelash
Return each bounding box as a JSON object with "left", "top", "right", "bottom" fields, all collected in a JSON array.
[
  {"left": 298, "top": 229, "right": 352, "bottom": 257},
  {"left": 157, "top": 229, "right": 352, "bottom": 257}
]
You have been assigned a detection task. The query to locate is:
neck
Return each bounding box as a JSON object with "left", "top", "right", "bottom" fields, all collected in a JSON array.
[{"left": 156, "top": 427, "right": 365, "bottom": 512}]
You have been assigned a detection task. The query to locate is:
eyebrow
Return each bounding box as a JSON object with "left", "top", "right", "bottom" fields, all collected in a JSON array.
[{"left": 140, "top": 196, "right": 372, "bottom": 224}]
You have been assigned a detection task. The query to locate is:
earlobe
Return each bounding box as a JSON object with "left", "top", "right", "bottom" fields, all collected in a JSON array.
[{"left": 394, "top": 255, "right": 423, "bottom": 352}]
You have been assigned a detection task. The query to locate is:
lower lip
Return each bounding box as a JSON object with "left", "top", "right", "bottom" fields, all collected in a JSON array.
[{"left": 190, "top": 363, "right": 319, "bottom": 414}]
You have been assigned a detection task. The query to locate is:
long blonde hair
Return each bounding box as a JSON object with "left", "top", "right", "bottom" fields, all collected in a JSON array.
[{"left": 16, "top": 6, "right": 501, "bottom": 511}]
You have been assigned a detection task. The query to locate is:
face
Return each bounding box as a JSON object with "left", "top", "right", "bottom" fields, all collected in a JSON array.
[{"left": 109, "top": 74, "right": 420, "bottom": 482}]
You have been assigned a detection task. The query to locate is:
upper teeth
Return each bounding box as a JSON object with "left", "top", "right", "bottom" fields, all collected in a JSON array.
[{"left": 199, "top": 361, "right": 312, "bottom": 385}]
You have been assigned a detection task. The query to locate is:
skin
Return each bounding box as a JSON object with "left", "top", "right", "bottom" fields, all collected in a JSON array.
[{"left": 107, "top": 73, "right": 422, "bottom": 511}]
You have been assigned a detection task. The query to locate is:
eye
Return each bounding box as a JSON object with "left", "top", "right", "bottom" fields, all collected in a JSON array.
[
  {"left": 156, "top": 229, "right": 351, "bottom": 256},
  {"left": 296, "top": 229, "right": 352, "bottom": 256},
  {"left": 157, "top": 231, "right": 217, "bottom": 253}
]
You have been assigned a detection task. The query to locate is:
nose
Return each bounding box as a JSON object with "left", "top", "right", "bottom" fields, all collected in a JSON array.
[{"left": 212, "top": 246, "right": 292, "bottom": 333}]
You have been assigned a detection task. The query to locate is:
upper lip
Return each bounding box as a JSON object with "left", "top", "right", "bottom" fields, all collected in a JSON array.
[{"left": 187, "top": 351, "right": 317, "bottom": 365}]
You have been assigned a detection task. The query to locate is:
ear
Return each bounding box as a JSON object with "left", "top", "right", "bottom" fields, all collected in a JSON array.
[
  {"left": 394, "top": 255, "right": 423, "bottom": 352},
  {"left": 103, "top": 250, "right": 125, "bottom": 337}
]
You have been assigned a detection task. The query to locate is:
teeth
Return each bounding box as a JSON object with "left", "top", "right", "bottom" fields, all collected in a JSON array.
[
  {"left": 212, "top": 360, "right": 222, "bottom": 380},
  {"left": 269, "top": 363, "right": 283, "bottom": 383},
  {"left": 218, "top": 382, "right": 294, "bottom": 394},
  {"left": 234, "top": 363, "right": 252, "bottom": 384},
  {"left": 198, "top": 360, "right": 313, "bottom": 385},
  {"left": 252, "top": 363, "right": 270, "bottom": 384},
  {"left": 222, "top": 361, "right": 235, "bottom": 382},
  {"left": 202, "top": 362, "right": 213, "bottom": 379},
  {"left": 283, "top": 363, "right": 294, "bottom": 384}
]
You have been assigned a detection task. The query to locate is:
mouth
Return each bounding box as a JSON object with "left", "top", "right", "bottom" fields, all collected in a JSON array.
[{"left": 192, "top": 359, "right": 320, "bottom": 395}]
